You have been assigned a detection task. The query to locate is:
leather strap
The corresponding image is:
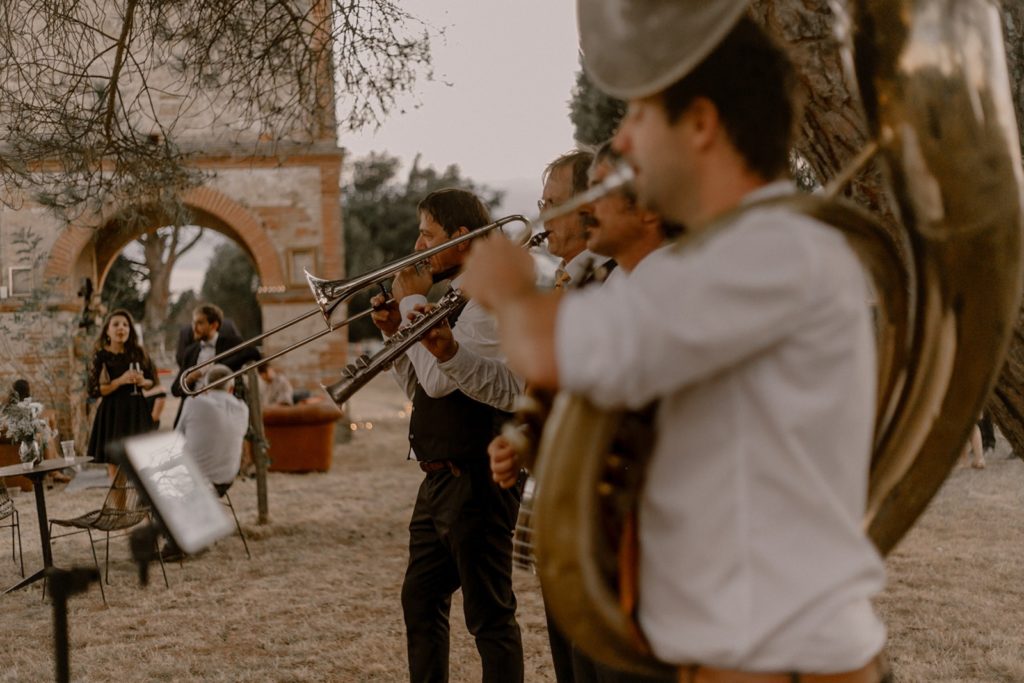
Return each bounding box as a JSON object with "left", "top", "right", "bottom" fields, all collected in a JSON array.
[{"left": 680, "top": 653, "right": 888, "bottom": 683}]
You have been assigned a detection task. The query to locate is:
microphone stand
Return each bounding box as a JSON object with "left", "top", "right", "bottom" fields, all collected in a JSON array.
[{"left": 45, "top": 566, "right": 99, "bottom": 683}]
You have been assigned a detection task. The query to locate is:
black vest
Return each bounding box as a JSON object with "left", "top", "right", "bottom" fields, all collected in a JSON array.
[{"left": 408, "top": 298, "right": 510, "bottom": 462}]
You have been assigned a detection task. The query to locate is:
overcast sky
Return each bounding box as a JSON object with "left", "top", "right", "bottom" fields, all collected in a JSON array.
[
  {"left": 170, "top": 0, "right": 581, "bottom": 295},
  {"left": 340, "top": 0, "right": 581, "bottom": 198}
]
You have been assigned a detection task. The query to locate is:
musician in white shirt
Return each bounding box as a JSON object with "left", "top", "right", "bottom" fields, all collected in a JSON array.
[{"left": 463, "top": 10, "right": 888, "bottom": 683}]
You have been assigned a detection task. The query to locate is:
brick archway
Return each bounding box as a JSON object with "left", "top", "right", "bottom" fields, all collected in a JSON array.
[{"left": 44, "top": 186, "right": 286, "bottom": 292}]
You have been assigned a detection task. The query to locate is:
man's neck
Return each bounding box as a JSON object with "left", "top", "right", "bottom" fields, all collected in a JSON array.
[
  {"left": 686, "top": 157, "right": 770, "bottom": 230},
  {"left": 614, "top": 229, "right": 665, "bottom": 272}
]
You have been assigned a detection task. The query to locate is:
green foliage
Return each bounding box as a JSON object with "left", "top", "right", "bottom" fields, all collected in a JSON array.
[
  {"left": 569, "top": 64, "right": 626, "bottom": 146},
  {"left": 101, "top": 254, "right": 146, "bottom": 322},
  {"left": 199, "top": 242, "right": 262, "bottom": 340},
  {"left": 343, "top": 152, "right": 502, "bottom": 340}
]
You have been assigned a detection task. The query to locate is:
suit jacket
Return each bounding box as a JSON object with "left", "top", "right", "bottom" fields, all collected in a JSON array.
[
  {"left": 171, "top": 331, "right": 261, "bottom": 399},
  {"left": 171, "top": 331, "right": 260, "bottom": 428},
  {"left": 175, "top": 319, "right": 242, "bottom": 368}
]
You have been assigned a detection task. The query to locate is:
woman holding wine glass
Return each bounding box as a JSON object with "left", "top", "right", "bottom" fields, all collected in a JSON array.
[{"left": 86, "top": 309, "right": 159, "bottom": 477}]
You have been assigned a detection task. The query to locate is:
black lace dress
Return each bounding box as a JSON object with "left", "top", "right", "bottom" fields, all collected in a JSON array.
[{"left": 86, "top": 350, "right": 157, "bottom": 463}]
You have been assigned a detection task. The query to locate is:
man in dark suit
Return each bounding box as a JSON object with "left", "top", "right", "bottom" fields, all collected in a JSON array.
[
  {"left": 175, "top": 317, "right": 241, "bottom": 369},
  {"left": 171, "top": 303, "right": 260, "bottom": 426}
]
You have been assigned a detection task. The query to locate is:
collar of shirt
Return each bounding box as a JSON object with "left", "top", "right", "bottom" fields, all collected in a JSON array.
[
  {"left": 562, "top": 249, "right": 612, "bottom": 285},
  {"left": 741, "top": 179, "right": 797, "bottom": 205}
]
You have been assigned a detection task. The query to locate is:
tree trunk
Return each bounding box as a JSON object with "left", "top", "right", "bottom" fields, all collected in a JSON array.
[
  {"left": 991, "top": 1, "right": 1024, "bottom": 457},
  {"left": 138, "top": 225, "right": 204, "bottom": 366},
  {"left": 756, "top": 0, "right": 1024, "bottom": 458}
]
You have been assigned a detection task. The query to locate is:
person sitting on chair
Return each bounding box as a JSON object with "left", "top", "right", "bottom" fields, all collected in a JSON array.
[{"left": 176, "top": 364, "right": 249, "bottom": 497}]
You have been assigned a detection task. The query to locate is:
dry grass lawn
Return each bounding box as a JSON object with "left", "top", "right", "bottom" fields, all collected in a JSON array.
[{"left": 1, "top": 375, "right": 1022, "bottom": 682}]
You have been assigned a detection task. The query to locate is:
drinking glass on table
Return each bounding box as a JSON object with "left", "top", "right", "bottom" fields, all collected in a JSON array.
[{"left": 60, "top": 440, "right": 76, "bottom": 462}]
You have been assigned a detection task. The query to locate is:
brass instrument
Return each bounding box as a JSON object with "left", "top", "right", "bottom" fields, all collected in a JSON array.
[
  {"left": 531, "top": 0, "right": 1024, "bottom": 675},
  {"left": 314, "top": 165, "right": 634, "bottom": 405},
  {"left": 323, "top": 288, "right": 467, "bottom": 405},
  {"left": 322, "top": 231, "right": 576, "bottom": 405},
  {"left": 177, "top": 214, "right": 530, "bottom": 395}
]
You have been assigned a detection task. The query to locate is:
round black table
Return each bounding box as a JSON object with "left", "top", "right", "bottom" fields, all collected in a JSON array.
[{"left": 0, "top": 457, "right": 92, "bottom": 593}]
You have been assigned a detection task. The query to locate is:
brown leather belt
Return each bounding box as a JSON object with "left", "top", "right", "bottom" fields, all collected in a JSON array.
[
  {"left": 680, "top": 653, "right": 889, "bottom": 683},
  {"left": 418, "top": 460, "right": 461, "bottom": 476}
]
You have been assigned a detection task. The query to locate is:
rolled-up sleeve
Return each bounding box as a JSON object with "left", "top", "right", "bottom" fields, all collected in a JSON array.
[
  {"left": 397, "top": 294, "right": 523, "bottom": 409},
  {"left": 557, "top": 217, "right": 825, "bottom": 409},
  {"left": 438, "top": 343, "right": 525, "bottom": 412}
]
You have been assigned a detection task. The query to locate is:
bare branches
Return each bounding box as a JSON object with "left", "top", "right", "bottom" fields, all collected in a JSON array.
[{"left": 0, "top": 0, "right": 434, "bottom": 217}]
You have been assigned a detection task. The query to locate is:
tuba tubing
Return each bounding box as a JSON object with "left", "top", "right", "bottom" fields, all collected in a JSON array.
[{"left": 532, "top": 0, "right": 1024, "bottom": 674}]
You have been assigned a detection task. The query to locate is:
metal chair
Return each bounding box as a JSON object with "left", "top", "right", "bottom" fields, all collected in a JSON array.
[
  {"left": 0, "top": 482, "right": 24, "bottom": 577},
  {"left": 220, "top": 489, "right": 251, "bottom": 559},
  {"left": 48, "top": 467, "right": 168, "bottom": 605}
]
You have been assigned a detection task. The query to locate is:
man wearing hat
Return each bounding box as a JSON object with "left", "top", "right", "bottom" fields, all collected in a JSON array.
[{"left": 463, "top": 4, "right": 889, "bottom": 682}]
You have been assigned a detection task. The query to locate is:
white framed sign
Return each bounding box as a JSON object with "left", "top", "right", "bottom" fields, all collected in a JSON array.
[{"left": 8, "top": 266, "right": 31, "bottom": 296}]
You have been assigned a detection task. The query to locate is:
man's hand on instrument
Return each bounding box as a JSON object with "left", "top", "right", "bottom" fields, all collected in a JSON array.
[
  {"left": 462, "top": 234, "right": 536, "bottom": 311},
  {"left": 370, "top": 293, "right": 401, "bottom": 336},
  {"left": 411, "top": 303, "right": 459, "bottom": 362},
  {"left": 488, "top": 434, "right": 521, "bottom": 489},
  {"left": 392, "top": 264, "right": 433, "bottom": 302}
]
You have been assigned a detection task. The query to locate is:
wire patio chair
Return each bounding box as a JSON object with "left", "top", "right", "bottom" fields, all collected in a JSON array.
[
  {"left": 47, "top": 467, "right": 168, "bottom": 605},
  {"left": 0, "top": 482, "right": 24, "bottom": 577}
]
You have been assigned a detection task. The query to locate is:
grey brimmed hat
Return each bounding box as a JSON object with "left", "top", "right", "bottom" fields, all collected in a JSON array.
[{"left": 578, "top": 0, "right": 751, "bottom": 100}]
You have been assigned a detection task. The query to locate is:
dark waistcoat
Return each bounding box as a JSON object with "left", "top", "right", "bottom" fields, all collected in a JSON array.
[{"left": 408, "top": 299, "right": 510, "bottom": 462}]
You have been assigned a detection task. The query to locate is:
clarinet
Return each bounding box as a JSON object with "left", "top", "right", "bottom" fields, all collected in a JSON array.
[{"left": 323, "top": 288, "right": 465, "bottom": 406}]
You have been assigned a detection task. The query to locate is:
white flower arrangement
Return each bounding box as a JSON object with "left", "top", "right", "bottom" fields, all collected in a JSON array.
[{"left": 0, "top": 397, "right": 53, "bottom": 444}]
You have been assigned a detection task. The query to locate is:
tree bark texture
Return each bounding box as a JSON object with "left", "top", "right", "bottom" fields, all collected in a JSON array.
[
  {"left": 755, "top": 0, "right": 1024, "bottom": 458},
  {"left": 991, "top": 0, "right": 1024, "bottom": 457}
]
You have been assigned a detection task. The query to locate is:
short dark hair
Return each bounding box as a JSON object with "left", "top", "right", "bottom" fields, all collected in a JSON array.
[
  {"left": 418, "top": 189, "right": 491, "bottom": 237},
  {"left": 194, "top": 303, "right": 223, "bottom": 328},
  {"left": 543, "top": 150, "right": 594, "bottom": 196},
  {"left": 12, "top": 379, "right": 30, "bottom": 401},
  {"left": 661, "top": 17, "right": 796, "bottom": 180}
]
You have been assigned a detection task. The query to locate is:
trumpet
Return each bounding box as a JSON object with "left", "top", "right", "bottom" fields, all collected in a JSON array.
[{"left": 178, "top": 213, "right": 531, "bottom": 395}]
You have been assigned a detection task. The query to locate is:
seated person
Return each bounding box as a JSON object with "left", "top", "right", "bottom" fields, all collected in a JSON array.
[
  {"left": 256, "top": 362, "right": 294, "bottom": 407},
  {"left": 176, "top": 364, "right": 249, "bottom": 497}
]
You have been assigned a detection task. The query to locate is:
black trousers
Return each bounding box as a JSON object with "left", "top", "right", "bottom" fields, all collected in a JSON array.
[
  {"left": 544, "top": 581, "right": 673, "bottom": 683},
  {"left": 401, "top": 458, "right": 523, "bottom": 683}
]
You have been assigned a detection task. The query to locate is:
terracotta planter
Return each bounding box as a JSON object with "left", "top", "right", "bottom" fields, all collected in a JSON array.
[{"left": 263, "top": 402, "right": 342, "bottom": 473}]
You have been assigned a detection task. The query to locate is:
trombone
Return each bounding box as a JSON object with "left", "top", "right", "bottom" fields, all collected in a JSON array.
[
  {"left": 178, "top": 158, "right": 635, "bottom": 397},
  {"left": 178, "top": 213, "right": 531, "bottom": 395}
]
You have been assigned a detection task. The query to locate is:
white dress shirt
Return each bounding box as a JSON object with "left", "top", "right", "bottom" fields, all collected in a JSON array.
[
  {"left": 389, "top": 273, "right": 525, "bottom": 412},
  {"left": 556, "top": 249, "right": 612, "bottom": 287},
  {"left": 555, "top": 182, "right": 886, "bottom": 672},
  {"left": 177, "top": 389, "right": 249, "bottom": 486},
  {"left": 196, "top": 331, "right": 219, "bottom": 366}
]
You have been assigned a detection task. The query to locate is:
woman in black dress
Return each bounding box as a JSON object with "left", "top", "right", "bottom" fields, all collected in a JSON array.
[{"left": 86, "top": 309, "right": 158, "bottom": 474}]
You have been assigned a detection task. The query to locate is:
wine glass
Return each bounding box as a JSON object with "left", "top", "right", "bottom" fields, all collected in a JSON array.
[{"left": 130, "top": 362, "right": 141, "bottom": 395}]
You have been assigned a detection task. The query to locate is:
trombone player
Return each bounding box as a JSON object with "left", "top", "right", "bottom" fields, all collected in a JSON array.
[
  {"left": 370, "top": 188, "right": 525, "bottom": 683},
  {"left": 463, "top": 5, "right": 889, "bottom": 683}
]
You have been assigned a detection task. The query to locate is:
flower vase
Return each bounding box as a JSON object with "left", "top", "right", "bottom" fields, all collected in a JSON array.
[{"left": 19, "top": 439, "right": 41, "bottom": 469}]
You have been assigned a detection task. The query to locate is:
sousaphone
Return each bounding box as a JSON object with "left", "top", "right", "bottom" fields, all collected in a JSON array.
[{"left": 531, "top": 0, "right": 1024, "bottom": 675}]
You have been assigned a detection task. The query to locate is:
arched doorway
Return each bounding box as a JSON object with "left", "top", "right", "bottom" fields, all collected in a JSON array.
[{"left": 30, "top": 152, "right": 345, "bottom": 444}]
